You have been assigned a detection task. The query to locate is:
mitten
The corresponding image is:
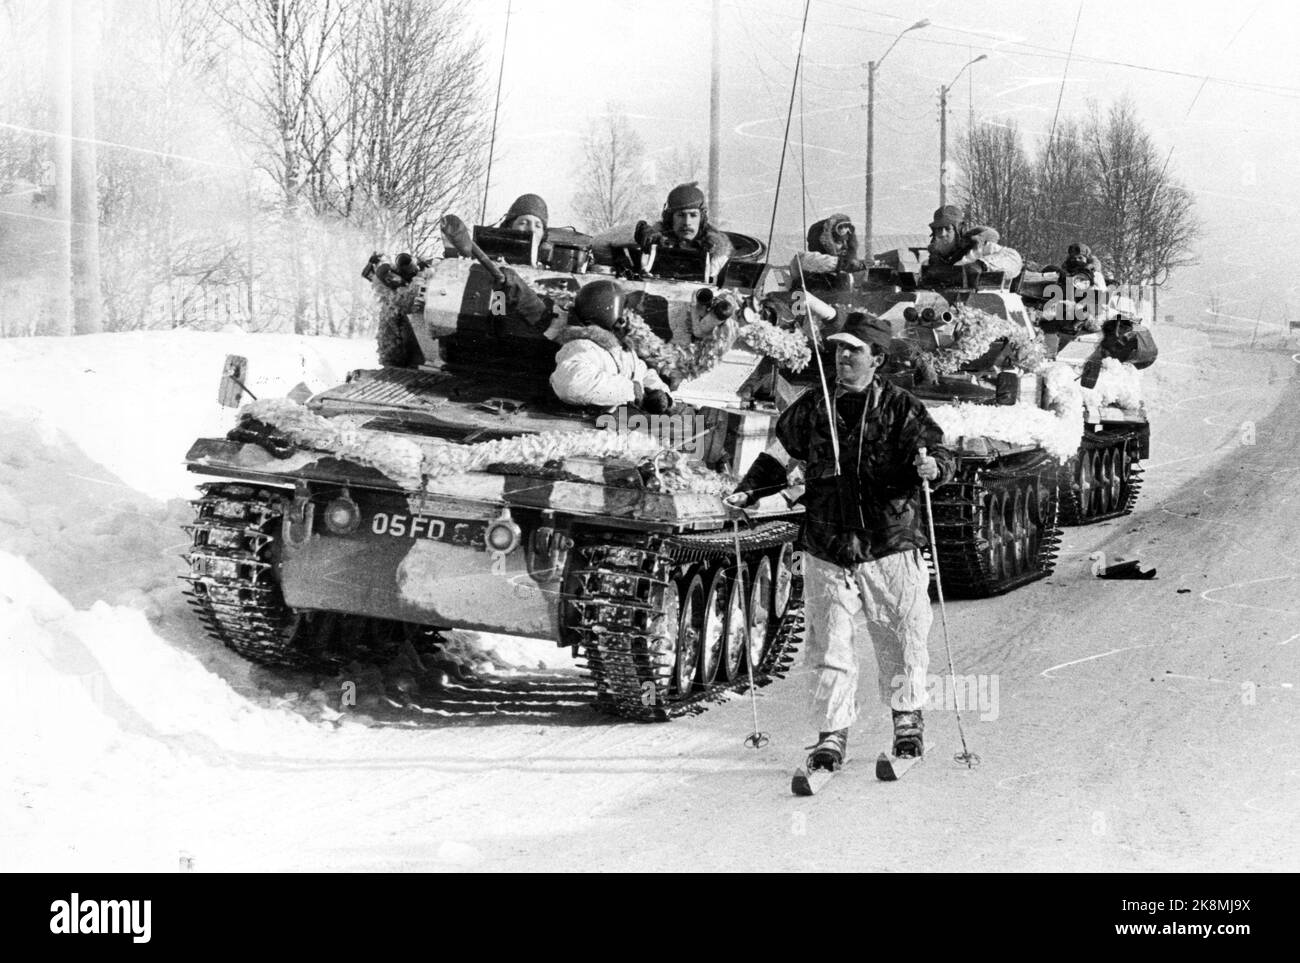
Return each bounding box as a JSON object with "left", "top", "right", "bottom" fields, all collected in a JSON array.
[{"left": 641, "top": 387, "right": 673, "bottom": 414}]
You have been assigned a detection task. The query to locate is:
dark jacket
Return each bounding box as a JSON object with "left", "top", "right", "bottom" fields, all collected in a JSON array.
[{"left": 735, "top": 379, "right": 955, "bottom": 565}]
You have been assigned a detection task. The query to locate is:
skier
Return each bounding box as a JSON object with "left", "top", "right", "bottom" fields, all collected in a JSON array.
[
  {"left": 724, "top": 312, "right": 954, "bottom": 776},
  {"left": 549, "top": 279, "right": 674, "bottom": 412}
]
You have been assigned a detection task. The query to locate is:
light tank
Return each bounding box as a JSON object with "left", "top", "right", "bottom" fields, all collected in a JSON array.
[
  {"left": 182, "top": 223, "right": 805, "bottom": 721},
  {"left": 1018, "top": 267, "right": 1153, "bottom": 524}
]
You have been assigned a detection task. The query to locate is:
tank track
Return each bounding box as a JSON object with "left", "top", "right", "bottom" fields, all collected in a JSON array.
[
  {"left": 566, "top": 521, "right": 804, "bottom": 722},
  {"left": 182, "top": 482, "right": 403, "bottom": 669},
  {"left": 928, "top": 458, "right": 1062, "bottom": 598},
  {"left": 1058, "top": 426, "right": 1147, "bottom": 525},
  {"left": 181, "top": 482, "right": 320, "bottom": 668}
]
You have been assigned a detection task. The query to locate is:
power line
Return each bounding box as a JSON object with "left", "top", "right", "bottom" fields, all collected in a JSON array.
[{"left": 720, "top": 1, "right": 1300, "bottom": 97}]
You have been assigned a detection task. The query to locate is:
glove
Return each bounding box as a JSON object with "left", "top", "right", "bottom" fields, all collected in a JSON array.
[
  {"left": 640, "top": 387, "right": 673, "bottom": 414},
  {"left": 361, "top": 252, "right": 382, "bottom": 281},
  {"left": 395, "top": 252, "right": 420, "bottom": 284},
  {"left": 496, "top": 267, "right": 551, "bottom": 330},
  {"left": 828, "top": 532, "right": 870, "bottom": 567},
  {"left": 635, "top": 220, "right": 664, "bottom": 251},
  {"left": 723, "top": 492, "right": 751, "bottom": 510},
  {"left": 374, "top": 263, "right": 404, "bottom": 290}
]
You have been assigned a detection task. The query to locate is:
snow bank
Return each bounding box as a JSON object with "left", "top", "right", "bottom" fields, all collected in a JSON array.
[{"left": 0, "top": 330, "right": 375, "bottom": 500}]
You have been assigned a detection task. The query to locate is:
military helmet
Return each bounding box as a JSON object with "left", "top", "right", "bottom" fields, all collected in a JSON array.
[{"left": 573, "top": 279, "right": 626, "bottom": 330}]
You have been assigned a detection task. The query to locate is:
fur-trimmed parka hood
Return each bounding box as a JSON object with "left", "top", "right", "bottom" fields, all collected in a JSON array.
[
  {"left": 806, "top": 214, "right": 863, "bottom": 271},
  {"left": 558, "top": 322, "right": 625, "bottom": 353}
]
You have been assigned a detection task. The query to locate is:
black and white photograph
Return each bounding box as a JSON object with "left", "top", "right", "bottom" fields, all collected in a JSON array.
[{"left": 1, "top": 0, "right": 1295, "bottom": 894}]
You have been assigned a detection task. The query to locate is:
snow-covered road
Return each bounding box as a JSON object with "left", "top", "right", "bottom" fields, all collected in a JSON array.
[{"left": 2, "top": 324, "right": 1296, "bottom": 871}]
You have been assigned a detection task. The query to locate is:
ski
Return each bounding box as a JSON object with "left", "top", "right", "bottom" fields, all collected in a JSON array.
[
  {"left": 791, "top": 764, "right": 840, "bottom": 796},
  {"left": 875, "top": 751, "right": 925, "bottom": 781}
]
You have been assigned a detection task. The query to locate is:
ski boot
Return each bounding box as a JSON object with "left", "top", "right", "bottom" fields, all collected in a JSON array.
[
  {"left": 806, "top": 728, "right": 849, "bottom": 772},
  {"left": 891, "top": 709, "right": 924, "bottom": 759}
]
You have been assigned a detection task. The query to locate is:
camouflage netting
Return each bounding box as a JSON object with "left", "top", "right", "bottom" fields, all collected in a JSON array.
[
  {"left": 373, "top": 285, "right": 421, "bottom": 367},
  {"left": 242, "top": 398, "right": 735, "bottom": 495}
]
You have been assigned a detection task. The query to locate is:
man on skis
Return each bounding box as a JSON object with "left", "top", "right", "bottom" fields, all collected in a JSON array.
[{"left": 724, "top": 312, "right": 954, "bottom": 778}]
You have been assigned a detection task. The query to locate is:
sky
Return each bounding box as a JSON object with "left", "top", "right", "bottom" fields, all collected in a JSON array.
[{"left": 471, "top": 0, "right": 1300, "bottom": 327}]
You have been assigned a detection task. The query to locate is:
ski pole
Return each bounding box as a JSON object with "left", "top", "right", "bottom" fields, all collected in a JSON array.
[
  {"left": 733, "top": 516, "right": 769, "bottom": 749},
  {"left": 918, "top": 447, "right": 979, "bottom": 769}
]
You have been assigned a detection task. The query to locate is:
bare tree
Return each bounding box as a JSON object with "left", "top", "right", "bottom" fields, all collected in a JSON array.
[
  {"left": 331, "top": 0, "right": 486, "bottom": 251},
  {"left": 92, "top": 0, "right": 246, "bottom": 331},
  {"left": 1025, "top": 118, "right": 1094, "bottom": 266},
  {"left": 572, "top": 103, "right": 654, "bottom": 233},
  {"left": 956, "top": 120, "right": 1033, "bottom": 250},
  {"left": 1082, "top": 98, "right": 1199, "bottom": 322}
]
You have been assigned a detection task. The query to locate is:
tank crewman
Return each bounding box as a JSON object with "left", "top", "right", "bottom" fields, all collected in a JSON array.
[
  {"left": 919, "top": 204, "right": 969, "bottom": 283},
  {"left": 724, "top": 311, "right": 955, "bottom": 774},
  {"left": 955, "top": 226, "right": 1024, "bottom": 283},
  {"left": 1061, "top": 242, "right": 1107, "bottom": 291},
  {"left": 500, "top": 192, "right": 548, "bottom": 243},
  {"left": 790, "top": 213, "right": 867, "bottom": 289},
  {"left": 1047, "top": 241, "right": 1109, "bottom": 333},
  {"left": 436, "top": 207, "right": 563, "bottom": 340},
  {"left": 806, "top": 214, "right": 866, "bottom": 273},
  {"left": 550, "top": 279, "right": 673, "bottom": 412},
  {"left": 633, "top": 181, "right": 733, "bottom": 277}
]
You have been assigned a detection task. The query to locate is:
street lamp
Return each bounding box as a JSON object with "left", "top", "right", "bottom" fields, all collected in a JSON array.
[
  {"left": 939, "top": 54, "right": 987, "bottom": 207},
  {"left": 864, "top": 19, "right": 928, "bottom": 262}
]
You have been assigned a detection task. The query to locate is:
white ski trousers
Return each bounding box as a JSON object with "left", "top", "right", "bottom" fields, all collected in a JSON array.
[{"left": 801, "top": 550, "right": 932, "bottom": 733}]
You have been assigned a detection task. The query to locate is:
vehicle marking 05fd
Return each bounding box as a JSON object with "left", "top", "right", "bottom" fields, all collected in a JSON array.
[{"left": 371, "top": 513, "right": 446, "bottom": 539}]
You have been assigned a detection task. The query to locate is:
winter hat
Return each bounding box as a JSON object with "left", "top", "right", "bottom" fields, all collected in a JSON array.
[
  {"left": 664, "top": 182, "right": 707, "bottom": 214},
  {"left": 827, "top": 312, "right": 893, "bottom": 352},
  {"left": 929, "top": 205, "right": 964, "bottom": 231},
  {"left": 1064, "top": 242, "right": 1093, "bottom": 272},
  {"left": 505, "top": 193, "right": 549, "bottom": 229}
]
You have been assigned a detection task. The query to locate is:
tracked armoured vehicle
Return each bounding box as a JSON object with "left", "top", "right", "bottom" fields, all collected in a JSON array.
[
  {"left": 182, "top": 225, "right": 805, "bottom": 721},
  {"left": 1018, "top": 269, "right": 1152, "bottom": 524}
]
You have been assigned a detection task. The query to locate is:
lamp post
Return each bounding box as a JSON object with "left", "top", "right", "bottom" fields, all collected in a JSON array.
[
  {"left": 939, "top": 54, "right": 987, "bottom": 208},
  {"left": 864, "top": 18, "right": 928, "bottom": 260}
]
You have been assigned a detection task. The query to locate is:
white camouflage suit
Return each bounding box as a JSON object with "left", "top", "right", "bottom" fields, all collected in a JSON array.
[{"left": 802, "top": 550, "right": 932, "bottom": 732}]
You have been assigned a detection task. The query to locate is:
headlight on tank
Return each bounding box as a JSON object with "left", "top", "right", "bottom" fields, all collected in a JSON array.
[
  {"left": 485, "top": 510, "right": 521, "bottom": 554},
  {"left": 323, "top": 490, "right": 361, "bottom": 535}
]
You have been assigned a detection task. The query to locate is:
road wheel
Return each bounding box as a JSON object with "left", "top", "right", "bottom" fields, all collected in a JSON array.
[
  {"left": 699, "top": 565, "right": 728, "bottom": 686},
  {"left": 746, "top": 555, "right": 774, "bottom": 670},
  {"left": 719, "top": 565, "right": 747, "bottom": 683},
  {"left": 674, "top": 573, "right": 705, "bottom": 696}
]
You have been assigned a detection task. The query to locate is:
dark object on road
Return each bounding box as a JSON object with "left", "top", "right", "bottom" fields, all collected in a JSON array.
[{"left": 1096, "top": 558, "right": 1157, "bottom": 580}]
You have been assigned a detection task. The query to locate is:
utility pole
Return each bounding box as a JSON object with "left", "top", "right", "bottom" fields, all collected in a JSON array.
[
  {"left": 71, "top": 0, "right": 103, "bottom": 334},
  {"left": 939, "top": 54, "right": 987, "bottom": 213},
  {"left": 939, "top": 84, "right": 948, "bottom": 208},
  {"left": 862, "top": 19, "right": 928, "bottom": 262},
  {"left": 864, "top": 59, "right": 875, "bottom": 256},
  {"left": 48, "top": 0, "right": 73, "bottom": 336},
  {"left": 708, "top": 0, "right": 721, "bottom": 219}
]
